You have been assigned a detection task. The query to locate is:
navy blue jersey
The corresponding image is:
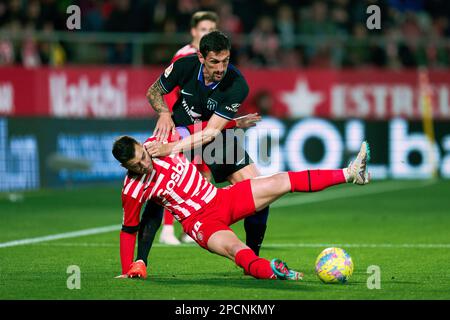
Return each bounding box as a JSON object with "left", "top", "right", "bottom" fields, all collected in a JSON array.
[{"left": 159, "top": 55, "right": 249, "bottom": 126}]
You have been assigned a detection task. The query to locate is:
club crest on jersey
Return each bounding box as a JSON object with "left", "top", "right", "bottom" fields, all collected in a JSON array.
[
  {"left": 206, "top": 98, "right": 218, "bottom": 111},
  {"left": 164, "top": 63, "right": 174, "bottom": 78}
]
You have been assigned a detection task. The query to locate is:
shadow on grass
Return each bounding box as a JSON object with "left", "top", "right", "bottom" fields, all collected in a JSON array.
[{"left": 132, "top": 274, "right": 324, "bottom": 293}]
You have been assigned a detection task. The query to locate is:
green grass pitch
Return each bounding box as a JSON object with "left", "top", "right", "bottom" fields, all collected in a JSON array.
[{"left": 0, "top": 179, "right": 449, "bottom": 300}]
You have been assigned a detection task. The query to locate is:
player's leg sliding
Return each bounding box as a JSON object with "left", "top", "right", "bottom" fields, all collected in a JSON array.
[
  {"left": 235, "top": 248, "right": 275, "bottom": 279},
  {"left": 234, "top": 248, "right": 303, "bottom": 280},
  {"left": 288, "top": 141, "right": 370, "bottom": 192},
  {"left": 287, "top": 169, "right": 347, "bottom": 192}
]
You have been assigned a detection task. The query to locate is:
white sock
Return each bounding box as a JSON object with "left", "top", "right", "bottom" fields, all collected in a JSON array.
[
  {"left": 161, "top": 224, "right": 175, "bottom": 234},
  {"left": 343, "top": 168, "right": 351, "bottom": 182}
]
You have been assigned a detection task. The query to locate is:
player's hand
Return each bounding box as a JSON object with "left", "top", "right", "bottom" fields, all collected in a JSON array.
[
  {"left": 145, "top": 141, "right": 173, "bottom": 157},
  {"left": 235, "top": 113, "right": 261, "bottom": 129},
  {"left": 154, "top": 112, "right": 175, "bottom": 142},
  {"left": 126, "top": 260, "right": 147, "bottom": 279}
]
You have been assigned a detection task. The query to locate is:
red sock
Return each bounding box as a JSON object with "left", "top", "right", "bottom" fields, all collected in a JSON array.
[
  {"left": 120, "top": 231, "right": 136, "bottom": 274},
  {"left": 163, "top": 209, "right": 174, "bottom": 225},
  {"left": 288, "top": 169, "right": 346, "bottom": 193},
  {"left": 235, "top": 248, "right": 275, "bottom": 279}
]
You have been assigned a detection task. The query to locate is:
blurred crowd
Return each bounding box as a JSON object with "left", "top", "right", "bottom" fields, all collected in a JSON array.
[{"left": 0, "top": 0, "right": 449, "bottom": 68}]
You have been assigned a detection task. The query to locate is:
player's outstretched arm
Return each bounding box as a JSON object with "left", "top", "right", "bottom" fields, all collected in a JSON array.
[
  {"left": 234, "top": 113, "right": 261, "bottom": 129},
  {"left": 146, "top": 114, "right": 229, "bottom": 157},
  {"left": 184, "top": 113, "right": 261, "bottom": 134}
]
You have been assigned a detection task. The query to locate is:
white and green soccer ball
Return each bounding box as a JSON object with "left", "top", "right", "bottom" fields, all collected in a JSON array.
[{"left": 315, "top": 247, "right": 354, "bottom": 284}]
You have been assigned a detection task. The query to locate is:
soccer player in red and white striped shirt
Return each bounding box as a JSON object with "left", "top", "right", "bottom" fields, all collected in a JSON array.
[{"left": 112, "top": 132, "right": 370, "bottom": 280}]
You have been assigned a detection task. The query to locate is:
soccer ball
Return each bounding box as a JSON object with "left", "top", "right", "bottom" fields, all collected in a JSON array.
[{"left": 315, "top": 247, "right": 354, "bottom": 284}]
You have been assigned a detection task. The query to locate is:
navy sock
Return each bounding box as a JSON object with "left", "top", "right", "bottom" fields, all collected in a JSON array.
[
  {"left": 244, "top": 206, "right": 269, "bottom": 256},
  {"left": 136, "top": 202, "right": 163, "bottom": 265}
]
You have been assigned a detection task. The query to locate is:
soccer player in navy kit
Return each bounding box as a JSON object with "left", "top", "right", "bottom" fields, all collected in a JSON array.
[
  {"left": 159, "top": 11, "right": 219, "bottom": 245},
  {"left": 125, "top": 31, "right": 273, "bottom": 277}
]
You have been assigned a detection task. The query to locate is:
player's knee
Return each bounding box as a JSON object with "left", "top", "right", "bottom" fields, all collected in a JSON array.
[{"left": 228, "top": 164, "right": 260, "bottom": 183}]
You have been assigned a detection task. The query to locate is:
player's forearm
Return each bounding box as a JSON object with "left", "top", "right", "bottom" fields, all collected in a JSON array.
[
  {"left": 146, "top": 80, "right": 171, "bottom": 114},
  {"left": 185, "top": 119, "right": 236, "bottom": 134},
  {"left": 171, "top": 127, "right": 221, "bottom": 154}
]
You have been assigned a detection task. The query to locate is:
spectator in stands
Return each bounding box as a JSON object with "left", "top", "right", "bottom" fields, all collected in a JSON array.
[
  {"left": 104, "top": 0, "right": 136, "bottom": 64},
  {"left": 397, "top": 13, "right": 427, "bottom": 67},
  {"left": 343, "top": 23, "right": 371, "bottom": 67},
  {"left": 82, "top": 0, "right": 105, "bottom": 31},
  {"left": 330, "top": 0, "right": 351, "bottom": 34},
  {"left": 0, "top": 0, "right": 448, "bottom": 69},
  {"left": 218, "top": 1, "right": 243, "bottom": 36},
  {"left": 276, "top": 4, "right": 296, "bottom": 50},
  {"left": 249, "top": 15, "right": 280, "bottom": 66},
  {"left": 0, "top": 37, "right": 14, "bottom": 65},
  {"left": 298, "top": 1, "right": 339, "bottom": 67},
  {"left": 0, "top": 1, "right": 8, "bottom": 27}
]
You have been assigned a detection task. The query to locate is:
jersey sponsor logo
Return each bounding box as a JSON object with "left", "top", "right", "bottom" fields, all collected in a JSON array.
[
  {"left": 225, "top": 103, "right": 240, "bottom": 113},
  {"left": 164, "top": 63, "right": 174, "bottom": 78},
  {"left": 156, "top": 157, "right": 187, "bottom": 198},
  {"left": 206, "top": 98, "right": 218, "bottom": 111},
  {"left": 181, "top": 89, "right": 193, "bottom": 96},
  {"left": 182, "top": 98, "right": 202, "bottom": 122}
]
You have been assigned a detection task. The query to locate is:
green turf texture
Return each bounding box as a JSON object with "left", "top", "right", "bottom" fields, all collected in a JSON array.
[{"left": 0, "top": 179, "right": 449, "bottom": 300}]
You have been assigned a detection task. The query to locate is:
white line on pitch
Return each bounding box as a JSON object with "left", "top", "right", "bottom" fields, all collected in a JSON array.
[
  {"left": 0, "top": 225, "right": 121, "bottom": 248},
  {"left": 0, "top": 180, "right": 437, "bottom": 249}
]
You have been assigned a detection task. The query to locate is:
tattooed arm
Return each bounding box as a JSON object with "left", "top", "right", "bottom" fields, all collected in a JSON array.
[
  {"left": 146, "top": 79, "right": 175, "bottom": 142},
  {"left": 146, "top": 79, "right": 171, "bottom": 114}
]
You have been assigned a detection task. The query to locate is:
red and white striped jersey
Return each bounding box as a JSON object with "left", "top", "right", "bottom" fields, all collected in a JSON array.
[
  {"left": 121, "top": 136, "right": 217, "bottom": 227},
  {"left": 170, "top": 44, "right": 197, "bottom": 64}
]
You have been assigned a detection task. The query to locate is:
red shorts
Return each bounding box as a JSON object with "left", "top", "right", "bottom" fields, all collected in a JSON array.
[{"left": 181, "top": 179, "right": 256, "bottom": 249}]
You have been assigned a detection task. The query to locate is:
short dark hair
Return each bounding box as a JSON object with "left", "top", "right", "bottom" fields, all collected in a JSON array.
[
  {"left": 190, "top": 11, "right": 219, "bottom": 28},
  {"left": 199, "top": 30, "right": 231, "bottom": 58},
  {"left": 112, "top": 135, "right": 138, "bottom": 165}
]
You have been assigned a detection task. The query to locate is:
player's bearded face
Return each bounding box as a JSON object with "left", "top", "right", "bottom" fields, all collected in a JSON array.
[
  {"left": 201, "top": 50, "right": 230, "bottom": 82},
  {"left": 126, "top": 143, "right": 153, "bottom": 175}
]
